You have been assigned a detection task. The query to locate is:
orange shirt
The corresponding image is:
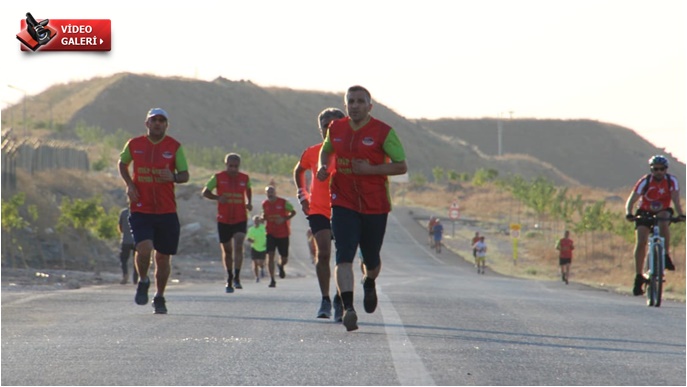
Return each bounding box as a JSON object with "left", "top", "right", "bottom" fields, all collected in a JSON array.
[{"left": 298, "top": 144, "right": 335, "bottom": 218}]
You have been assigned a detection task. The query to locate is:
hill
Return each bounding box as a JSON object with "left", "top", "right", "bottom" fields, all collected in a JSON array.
[
  {"left": 418, "top": 118, "right": 685, "bottom": 189},
  {"left": 2, "top": 72, "right": 683, "bottom": 189}
]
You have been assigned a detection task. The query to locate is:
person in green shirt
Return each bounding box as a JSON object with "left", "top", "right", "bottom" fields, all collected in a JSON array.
[{"left": 246, "top": 215, "right": 267, "bottom": 282}]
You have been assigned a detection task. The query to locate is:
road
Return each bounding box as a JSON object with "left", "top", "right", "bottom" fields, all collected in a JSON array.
[{"left": 2, "top": 207, "right": 685, "bottom": 385}]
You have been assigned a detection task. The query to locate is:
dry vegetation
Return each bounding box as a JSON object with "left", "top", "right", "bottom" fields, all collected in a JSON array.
[{"left": 396, "top": 181, "right": 686, "bottom": 301}]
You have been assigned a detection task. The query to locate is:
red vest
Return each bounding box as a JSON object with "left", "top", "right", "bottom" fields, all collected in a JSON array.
[
  {"left": 558, "top": 238, "right": 574, "bottom": 259},
  {"left": 328, "top": 117, "right": 392, "bottom": 214},
  {"left": 127, "top": 135, "right": 180, "bottom": 214},
  {"left": 215, "top": 171, "right": 250, "bottom": 224},
  {"left": 262, "top": 197, "right": 291, "bottom": 238}
]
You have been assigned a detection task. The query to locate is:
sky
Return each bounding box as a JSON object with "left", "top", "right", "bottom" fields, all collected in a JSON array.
[{"left": 1, "top": 0, "right": 685, "bottom": 162}]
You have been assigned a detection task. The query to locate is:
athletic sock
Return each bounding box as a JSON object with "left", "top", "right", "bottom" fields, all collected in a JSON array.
[{"left": 341, "top": 291, "right": 354, "bottom": 310}]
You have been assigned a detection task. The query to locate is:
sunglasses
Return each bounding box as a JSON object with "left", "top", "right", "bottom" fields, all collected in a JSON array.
[{"left": 651, "top": 167, "right": 666, "bottom": 172}]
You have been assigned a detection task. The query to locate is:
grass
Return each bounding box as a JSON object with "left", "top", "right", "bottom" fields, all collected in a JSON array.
[{"left": 397, "top": 181, "right": 686, "bottom": 302}]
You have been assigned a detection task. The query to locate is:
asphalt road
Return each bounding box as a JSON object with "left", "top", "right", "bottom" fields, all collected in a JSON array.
[{"left": 2, "top": 207, "right": 685, "bottom": 385}]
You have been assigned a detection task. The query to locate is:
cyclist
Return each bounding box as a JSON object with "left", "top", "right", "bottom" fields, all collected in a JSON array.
[{"left": 625, "top": 155, "right": 685, "bottom": 296}]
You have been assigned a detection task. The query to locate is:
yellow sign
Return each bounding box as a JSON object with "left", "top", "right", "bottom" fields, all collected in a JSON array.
[{"left": 510, "top": 223, "right": 521, "bottom": 231}]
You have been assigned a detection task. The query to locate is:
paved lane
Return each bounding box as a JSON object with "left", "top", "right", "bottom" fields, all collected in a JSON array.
[{"left": 2, "top": 208, "right": 684, "bottom": 385}]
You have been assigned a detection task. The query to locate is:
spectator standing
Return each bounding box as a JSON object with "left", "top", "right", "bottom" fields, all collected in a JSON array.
[{"left": 117, "top": 207, "right": 137, "bottom": 285}]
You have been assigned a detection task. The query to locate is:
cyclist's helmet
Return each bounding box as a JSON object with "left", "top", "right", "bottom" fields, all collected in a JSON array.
[{"left": 648, "top": 155, "right": 669, "bottom": 168}]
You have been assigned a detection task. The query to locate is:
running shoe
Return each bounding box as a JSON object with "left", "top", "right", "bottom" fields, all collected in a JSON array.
[
  {"left": 134, "top": 277, "right": 150, "bottom": 305},
  {"left": 665, "top": 254, "right": 675, "bottom": 271},
  {"left": 234, "top": 279, "right": 243, "bottom": 289},
  {"left": 268, "top": 279, "right": 276, "bottom": 288},
  {"left": 152, "top": 296, "right": 167, "bottom": 314},
  {"left": 225, "top": 283, "right": 235, "bottom": 293},
  {"left": 278, "top": 264, "right": 285, "bottom": 279},
  {"left": 632, "top": 274, "right": 646, "bottom": 296},
  {"left": 255, "top": 277, "right": 260, "bottom": 283},
  {"left": 333, "top": 295, "right": 343, "bottom": 323},
  {"left": 362, "top": 277, "right": 378, "bottom": 313},
  {"left": 317, "top": 298, "right": 332, "bottom": 319},
  {"left": 120, "top": 275, "right": 127, "bottom": 285},
  {"left": 343, "top": 308, "right": 358, "bottom": 331}
]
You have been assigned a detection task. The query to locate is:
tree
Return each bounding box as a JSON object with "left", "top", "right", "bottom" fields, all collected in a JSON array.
[
  {"left": 57, "top": 196, "right": 118, "bottom": 270},
  {"left": 432, "top": 167, "right": 445, "bottom": 183},
  {"left": 1, "top": 193, "right": 38, "bottom": 268}
]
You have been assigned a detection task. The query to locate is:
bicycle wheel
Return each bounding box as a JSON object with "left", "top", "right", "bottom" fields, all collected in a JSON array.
[{"left": 653, "top": 243, "right": 664, "bottom": 307}]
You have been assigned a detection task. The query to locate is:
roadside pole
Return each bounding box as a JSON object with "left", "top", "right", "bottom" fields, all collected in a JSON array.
[
  {"left": 510, "top": 223, "right": 521, "bottom": 265},
  {"left": 448, "top": 201, "right": 460, "bottom": 237}
]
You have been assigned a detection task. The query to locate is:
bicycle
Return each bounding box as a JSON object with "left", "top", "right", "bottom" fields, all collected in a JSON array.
[{"left": 633, "top": 214, "right": 683, "bottom": 307}]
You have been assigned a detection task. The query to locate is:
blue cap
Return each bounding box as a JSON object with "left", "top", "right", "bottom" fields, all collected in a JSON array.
[{"left": 146, "top": 108, "right": 168, "bottom": 120}]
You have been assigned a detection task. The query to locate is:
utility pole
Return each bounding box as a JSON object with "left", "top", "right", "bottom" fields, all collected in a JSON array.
[{"left": 497, "top": 118, "right": 503, "bottom": 156}]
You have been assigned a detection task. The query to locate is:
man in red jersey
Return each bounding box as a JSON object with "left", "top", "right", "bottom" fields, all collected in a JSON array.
[
  {"left": 202, "top": 153, "right": 253, "bottom": 293},
  {"left": 118, "top": 108, "right": 189, "bottom": 314},
  {"left": 262, "top": 185, "right": 296, "bottom": 288},
  {"left": 294, "top": 107, "right": 346, "bottom": 321},
  {"left": 555, "top": 230, "right": 574, "bottom": 284},
  {"left": 317, "top": 86, "right": 408, "bottom": 331},
  {"left": 625, "top": 155, "right": 685, "bottom": 296}
]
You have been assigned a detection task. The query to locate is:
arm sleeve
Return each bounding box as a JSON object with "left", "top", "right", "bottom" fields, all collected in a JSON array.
[
  {"left": 119, "top": 142, "right": 132, "bottom": 164},
  {"left": 382, "top": 129, "right": 406, "bottom": 162},
  {"left": 205, "top": 175, "right": 217, "bottom": 191},
  {"left": 321, "top": 132, "right": 333, "bottom": 154},
  {"left": 175, "top": 145, "right": 189, "bottom": 172}
]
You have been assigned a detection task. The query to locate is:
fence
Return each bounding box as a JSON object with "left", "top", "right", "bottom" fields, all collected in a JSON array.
[{"left": 1, "top": 128, "right": 89, "bottom": 197}]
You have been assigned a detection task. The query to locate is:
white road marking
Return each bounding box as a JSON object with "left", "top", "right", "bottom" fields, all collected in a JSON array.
[{"left": 378, "top": 287, "right": 436, "bottom": 386}]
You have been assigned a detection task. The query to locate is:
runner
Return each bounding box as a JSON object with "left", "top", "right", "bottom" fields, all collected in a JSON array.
[
  {"left": 262, "top": 185, "right": 296, "bottom": 287},
  {"left": 294, "top": 107, "right": 346, "bottom": 320},
  {"left": 201, "top": 153, "right": 253, "bottom": 293}
]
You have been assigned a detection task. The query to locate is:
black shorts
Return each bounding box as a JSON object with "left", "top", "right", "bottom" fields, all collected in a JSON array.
[
  {"left": 266, "top": 235, "right": 289, "bottom": 257},
  {"left": 331, "top": 206, "right": 387, "bottom": 269},
  {"left": 218, "top": 221, "right": 247, "bottom": 243},
  {"left": 559, "top": 258, "right": 572, "bottom": 266},
  {"left": 308, "top": 214, "right": 331, "bottom": 235},
  {"left": 128, "top": 212, "right": 180, "bottom": 255},
  {"left": 251, "top": 248, "right": 266, "bottom": 260},
  {"left": 634, "top": 209, "right": 673, "bottom": 229}
]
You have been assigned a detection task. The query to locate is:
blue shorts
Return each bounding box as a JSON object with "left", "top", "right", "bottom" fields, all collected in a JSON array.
[
  {"left": 128, "top": 212, "right": 180, "bottom": 255},
  {"left": 331, "top": 206, "right": 387, "bottom": 269}
]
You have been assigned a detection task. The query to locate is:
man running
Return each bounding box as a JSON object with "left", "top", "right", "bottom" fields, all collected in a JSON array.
[
  {"left": 294, "top": 107, "right": 346, "bottom": 321},
  {"left": 317, "top": 85, "right": 408, "bottom": 331},
  {"left": 202, "top": 153, "right": 253, "bottom": 293},
  {"left": 118, "top": 108, "right": 189, "bottom": 314},
  {"left": 262, "top": 185, "right": 297, "bottom": 288}
]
